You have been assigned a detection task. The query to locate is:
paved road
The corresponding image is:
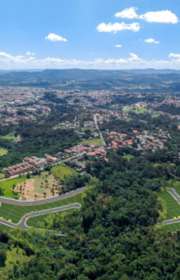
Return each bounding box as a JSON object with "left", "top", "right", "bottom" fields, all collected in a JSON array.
[
  {"left": 167, "top": 188, "right": 180, "bottom": 205},
  {"left": 93, "top": 114, "right": 106, "bottom": 147},
  {"left": 0, "top": 186, "right": 87, "bottom": 206},
  {"left": 0, "top": 203, "right": 81, "bottom": 229},
  {"left": 161, "top": 217, "right": 180, "bottom": 225}
]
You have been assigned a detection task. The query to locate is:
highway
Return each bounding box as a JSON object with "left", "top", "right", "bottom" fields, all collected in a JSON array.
[{"left": 0, "top": 203, "right": 81, "bottom": 229}]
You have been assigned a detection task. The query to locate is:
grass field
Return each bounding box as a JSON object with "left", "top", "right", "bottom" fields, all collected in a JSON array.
[
  {"left": 0, "top": 133, "right": 20, "bottom": 142},
  {"left": 168, "top": 180, "right": 180, "bottom": 195},
  {"left": 0, "top": 148, "right": 8, "bottom": 157},
  {"left": 0, "top": 173, "right": 4, "bottom": 179},
  {"left": 0, "top": 177, "right": 26, "bottom": 198},
  {"left": 122, "top": 154, "right": 135, "bottom": 161},
  {"left": 123, "top": 105, "right": 148, "bottom": 114},
  {"left": 161, "top": 222, "right": 180, "bottom": 233},
  {"left": 28, "top": 208, "right": 78, "bottom": 227},
  {"left": 51, "top": 164, "right": 77, "bottom": 181},
  {"left": 156, "top": 222, "right": 180, "bottom": 233},
  {"left": 158, "top": 189, "right": 180, "bottom": 219},
  {"left": 81, "top": 138, "right": 102, "bottom": 146},
  {"left": 0, "top": 191, "right": 86, "bottom": 223}
]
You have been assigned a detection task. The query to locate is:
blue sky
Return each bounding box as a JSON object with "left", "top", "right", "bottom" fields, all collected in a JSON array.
[{"left": 0, "top": 0, "right": 180, "bottom": 69}]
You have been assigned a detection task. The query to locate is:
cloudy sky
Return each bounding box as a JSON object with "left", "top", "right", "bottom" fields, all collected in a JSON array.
[{"left": 0, "top": 0, "right": 180, "bottom": 69}]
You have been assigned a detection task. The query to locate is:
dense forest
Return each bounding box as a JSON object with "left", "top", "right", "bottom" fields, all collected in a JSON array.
[{"left": 0, "top": 147, "right": 179, "bottom": 280}]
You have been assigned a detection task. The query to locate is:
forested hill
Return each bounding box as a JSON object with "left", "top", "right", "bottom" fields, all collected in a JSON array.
[{"left": 0, "top": 148, "right": 179, "bottom": 279}]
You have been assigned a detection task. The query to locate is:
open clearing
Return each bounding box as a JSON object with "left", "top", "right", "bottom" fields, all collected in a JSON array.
[
  {"left": 81, "top": 138, "right": 102, "bottom": 146},
  {"left": 0, "top": 177, "right": 26, "bottom": 198},
  {"left": 0, "top": 148, "right": 8, "bottom": 157},
  {"left": 15, "top": 172, "right": 60, "bottom": 200},
  {"left": 51, "top": 164, "right": 77, "bottom": 181},
  {"left": 0, "top": 134, "right": 20, "bottom": 142}
]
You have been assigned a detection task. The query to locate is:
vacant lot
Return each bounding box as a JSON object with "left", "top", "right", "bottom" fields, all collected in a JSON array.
[
  {"left": 15, "top": 172, "right": 60, "bottom": 200},
  {"left": 51, "top": 164, "right": 77, "bottom": 181}
]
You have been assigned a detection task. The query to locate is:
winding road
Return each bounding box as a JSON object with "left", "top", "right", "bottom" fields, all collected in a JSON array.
[
  {"left": 0, "top": 186, "right": 87, "bottom": 206},
  {"left": 0, "top": 203, "right": 81, "bottom": 229}
]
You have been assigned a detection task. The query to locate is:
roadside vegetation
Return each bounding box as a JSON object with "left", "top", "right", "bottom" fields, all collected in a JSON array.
[
  {"left": 0, "top": 191, "right": 86, "bottom": 223},
  {"left": 0, "top": 177, "right": 25, "bottom": 198}
]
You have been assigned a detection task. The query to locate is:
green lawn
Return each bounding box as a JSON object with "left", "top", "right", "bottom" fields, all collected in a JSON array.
[
  {"left": 0, "top": 177, "right": 26, "bottom": 198},
  {"left": 159, "top": 222, "right": 180, "bottom": 233},
  {"left": 0, "top": 192, "right": 86, "bottom": 223},
  {"left": 0, "top": 134, "right": 18, "bottom": 142},
  {"left": 122, "top": 154, "right": 135, "bottom": 161},
  {"left": 28, "top": 208, "right": 78, "bottom": 227},
  {"left": 51, "top": 164, "right": 77, "bottom": 181},
  {"left": 158, "top": 189, "right": 180, "bottom": 220},
  {"left": 0, "top": 148, "right": 8, "bottom": 157},
  {"left": 0, "top": 173, "right": 4, "bottom": 179},
  {"left": 81, "top": 138, "right": 102, "bottom": 146},
  {"left": 167, "top": 180, "right": 180, "bottom": 195}
]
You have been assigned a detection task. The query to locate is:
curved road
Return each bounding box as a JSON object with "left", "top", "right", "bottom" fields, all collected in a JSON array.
[
  {"left": 0, "top": 186, "right": 87, "bottom": 206},
  {"left": 161, "top": 217, "right": 180, "bottom": 226},
  {"left": 0, "top": 203, "right": 81, "bottom": 229}
]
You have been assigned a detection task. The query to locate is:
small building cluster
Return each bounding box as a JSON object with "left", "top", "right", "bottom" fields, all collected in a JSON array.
[{"left": 4, "top": 155, "right": 58, "bottom": 177}]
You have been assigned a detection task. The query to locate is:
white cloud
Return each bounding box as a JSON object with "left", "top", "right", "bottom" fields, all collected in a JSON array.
[
  {"left": 115, "top": 44, "right": 123, "bottom": 48},
  {"left": 115, "top": 7, "right": 139, "bottom": 19},
  {"left": 25, "top": 51, "right": 36, "bottom": 56},
  {"left": 128, "top": 52, "right": 142, "bottom": 62},
  {"left": 141, "top": 10, "right": 178, "bottom": 24},
  {"left": 115, "top": 7, "right": 178, "bottom": 24},
  {"left": 1, "top": 50, "right": 180, "bottom": 69},
  {"left": 45, "top": 33, "right": 68, "bottom": 42},
  {"left": 169, "top": 53, "right": 180, "bottom": 61},
  {"left": 144, "top": 38, "right": 159, "bottom": 44},
  {"left": 97, "top": 22, "right": 141, "bottom": 33}
]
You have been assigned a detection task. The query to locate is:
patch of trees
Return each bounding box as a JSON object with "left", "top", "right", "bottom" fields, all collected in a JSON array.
[{"left": 0, "top": 150, "right": 179, "bottom": 279}]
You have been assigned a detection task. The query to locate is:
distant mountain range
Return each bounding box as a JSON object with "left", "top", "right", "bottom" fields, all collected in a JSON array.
[{"left": 0, "top": 69, "right": 180, "bottom": 90}]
